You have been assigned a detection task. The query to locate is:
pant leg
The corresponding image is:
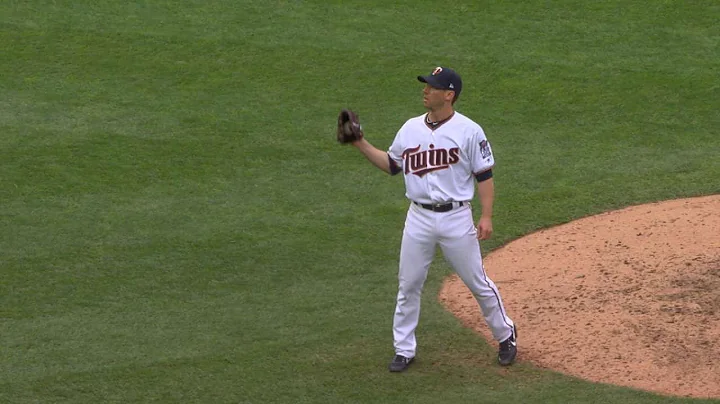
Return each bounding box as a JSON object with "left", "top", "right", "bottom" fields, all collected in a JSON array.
[
  {"left": 393, "top": 204, "right": 437, "bottom": 358},
  {"left": 438, "top": 205, "right": 514, "bottom": 342}
]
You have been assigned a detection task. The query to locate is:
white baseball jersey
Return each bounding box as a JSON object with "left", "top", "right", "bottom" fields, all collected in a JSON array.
[{"left": 387, "top": 112, "right": 494, "bottom": 204}]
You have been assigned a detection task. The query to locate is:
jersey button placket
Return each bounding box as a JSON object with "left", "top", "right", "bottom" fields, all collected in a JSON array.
[
  {"left": 429, "top": 131, "right": 440, "bottom": 202},
  {"left": 428, "top": 172, "right": 438, "bottom": 202},
  {"left": 427, "top": 131, "right": 435, "bottom": 202}
]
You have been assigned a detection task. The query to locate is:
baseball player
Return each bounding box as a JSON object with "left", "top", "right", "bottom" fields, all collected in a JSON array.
[{"left": 344, "top": 66, "right": 517, "bottom": 372}]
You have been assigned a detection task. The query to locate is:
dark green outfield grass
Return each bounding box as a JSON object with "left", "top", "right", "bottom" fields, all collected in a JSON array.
[{"left": 1, "top": 1, "right": 719, "bottom": 403}]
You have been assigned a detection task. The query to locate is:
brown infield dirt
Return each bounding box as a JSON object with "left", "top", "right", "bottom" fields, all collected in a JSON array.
[{"left": 439, "top": 195, "right": 720, "bottom": 399}]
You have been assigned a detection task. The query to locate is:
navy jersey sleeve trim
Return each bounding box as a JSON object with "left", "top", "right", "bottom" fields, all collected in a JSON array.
[
  {"left": 388, "top": 154, "right": 402, "bottom": 176},
  {"left": 475, "top": 169, "right": 493, "bottom": 182}
]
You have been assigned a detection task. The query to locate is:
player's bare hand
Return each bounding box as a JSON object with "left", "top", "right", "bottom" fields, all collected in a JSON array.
[{"left": 477, "top": 217, "right": 493, "bottom": 240}]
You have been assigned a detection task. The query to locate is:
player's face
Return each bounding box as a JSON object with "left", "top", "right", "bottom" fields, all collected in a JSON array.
[{"left": 422, "top": 84, "right": 453, "bottom": 109}]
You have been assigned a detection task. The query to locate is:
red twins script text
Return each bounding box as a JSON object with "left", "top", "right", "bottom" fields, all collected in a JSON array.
[{"left": 402, "top": 144, "right": 460, "bottom": 177}]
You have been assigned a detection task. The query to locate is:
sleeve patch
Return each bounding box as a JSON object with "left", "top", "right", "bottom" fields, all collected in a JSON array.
[{"left": 479, "top": 140, "right": 492, "bottom": 159}]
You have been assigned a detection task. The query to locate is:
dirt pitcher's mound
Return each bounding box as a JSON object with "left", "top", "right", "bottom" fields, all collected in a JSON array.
[{"left": 439, "top": 195, "right": 720, "bottom": 398}]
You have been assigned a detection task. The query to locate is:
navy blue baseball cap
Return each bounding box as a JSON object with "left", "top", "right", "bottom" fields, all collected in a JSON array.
[{"left": 417, "top": 66, "right": 462, "bottom": 99}]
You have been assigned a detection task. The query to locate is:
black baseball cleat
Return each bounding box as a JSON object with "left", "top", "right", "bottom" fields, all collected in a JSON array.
[
  {"left": 388, "top": 355, "right": 414, "bottom": 372},
  {"left": 498, "top": 325, "right": 518, "bottom": 366}
]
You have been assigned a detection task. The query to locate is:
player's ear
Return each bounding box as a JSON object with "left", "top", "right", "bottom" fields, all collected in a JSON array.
[{"left": 445, "top": 90, "right": 456, "bottom": 103}]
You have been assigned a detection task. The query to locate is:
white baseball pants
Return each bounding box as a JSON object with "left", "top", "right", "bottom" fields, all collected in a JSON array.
[{"left": 393, "top": 202, "right": 514, "bottom": 359}]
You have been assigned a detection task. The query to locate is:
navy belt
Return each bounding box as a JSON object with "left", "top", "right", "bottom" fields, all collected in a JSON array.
[{"left": 413, "top": 201, "right": 464, "bottom": 212}]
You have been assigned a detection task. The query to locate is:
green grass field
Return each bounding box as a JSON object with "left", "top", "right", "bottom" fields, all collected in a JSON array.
[{"left": 2, "top": 1, "right": 719, "bottom": 403}]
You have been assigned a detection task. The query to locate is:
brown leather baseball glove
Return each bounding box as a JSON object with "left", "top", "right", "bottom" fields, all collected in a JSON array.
[{"left": 336, "top": 109, "right": 364, "bottom": 144}]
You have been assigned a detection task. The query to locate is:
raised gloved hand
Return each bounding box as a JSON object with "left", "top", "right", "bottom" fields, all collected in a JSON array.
[{"left": 336, "top": 109, "right": 364, "bottom": 144}]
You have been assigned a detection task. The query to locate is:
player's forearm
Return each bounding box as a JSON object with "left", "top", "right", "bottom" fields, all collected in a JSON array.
[
  {"left": 352, "top": 138, "right": 391, "bottom": 174},
  {"left": 476, "top": 178, "right": 494, "bottom": 219}
]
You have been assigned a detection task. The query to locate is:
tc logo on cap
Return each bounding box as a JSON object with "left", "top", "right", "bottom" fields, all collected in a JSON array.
[{"left": 432, "top": 67, "right": 443, "bottom": 75}]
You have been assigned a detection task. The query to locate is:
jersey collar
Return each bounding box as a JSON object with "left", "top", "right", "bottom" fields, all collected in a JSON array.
[{"left": 424, "top": 112, "right": 455, "bottom": 130}]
